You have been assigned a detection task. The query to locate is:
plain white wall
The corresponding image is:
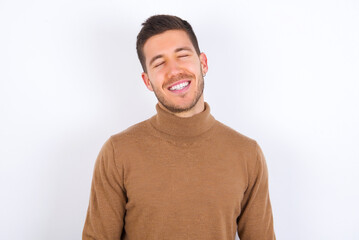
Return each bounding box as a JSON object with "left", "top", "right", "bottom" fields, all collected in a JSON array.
[{"left": 1, "top": 0, "right": 358, "bottom": 239}]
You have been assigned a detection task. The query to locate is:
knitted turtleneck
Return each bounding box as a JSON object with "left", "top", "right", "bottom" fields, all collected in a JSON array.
[
  {"left": 150, "top": 102, "right": 215, "bottom": 137},
  {"left": 83, "top": 102, "right": 275, "bottom": 240}
]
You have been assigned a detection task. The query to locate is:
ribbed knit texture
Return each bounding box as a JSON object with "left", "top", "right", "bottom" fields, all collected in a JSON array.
[{"left": 83, "top": 102, "right": 275, "bottom": 240}]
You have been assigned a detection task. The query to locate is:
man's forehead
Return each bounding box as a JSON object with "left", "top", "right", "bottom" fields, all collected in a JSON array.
[{"left": 143, "top": 30, "right": 195, "bottom": 56}]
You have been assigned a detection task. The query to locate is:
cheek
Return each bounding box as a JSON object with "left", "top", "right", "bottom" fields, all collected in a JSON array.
[
  {"left": 180, "top": 62, "right": 200, "bottom": 74},
  {"left": 148, "top": 72, "right": 166, "bottom": 86},
  {"left": 190, "top": 60, "right": 202, "bottom": 71}
]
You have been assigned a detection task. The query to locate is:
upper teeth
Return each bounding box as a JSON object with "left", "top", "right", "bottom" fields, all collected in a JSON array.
[{"left": 169, "top": 82, "right": 189, "bottom": 91}]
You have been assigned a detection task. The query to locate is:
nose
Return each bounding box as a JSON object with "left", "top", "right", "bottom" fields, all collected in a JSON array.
[{"left": 166, "top": 59, "right": 183, "bottom": 78}]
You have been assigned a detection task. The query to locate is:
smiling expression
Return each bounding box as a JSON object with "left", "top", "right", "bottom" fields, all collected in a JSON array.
[{"left": 141, "top": 30, "right": 208, "bottom": 116}]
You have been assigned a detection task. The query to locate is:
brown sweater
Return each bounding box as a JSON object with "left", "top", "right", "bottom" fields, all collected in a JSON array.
[{"left": 83, "top": 103, "right": 275, "bottom": 240}]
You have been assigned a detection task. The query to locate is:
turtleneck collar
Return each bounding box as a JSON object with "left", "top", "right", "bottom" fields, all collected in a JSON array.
[{"left": 149, "top": 102, "right": 216, "bottom": 138}]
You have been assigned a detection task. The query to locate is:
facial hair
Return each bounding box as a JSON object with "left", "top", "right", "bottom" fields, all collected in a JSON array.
[{"left": 150, "top": 70, "right": 205, "bottom": 114}]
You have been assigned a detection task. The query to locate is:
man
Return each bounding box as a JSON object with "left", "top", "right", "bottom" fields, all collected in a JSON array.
[{"left": 83, "top": 15, "right": 275, "bottom": 240}]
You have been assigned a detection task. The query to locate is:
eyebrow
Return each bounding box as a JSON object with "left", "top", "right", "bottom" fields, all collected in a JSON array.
[{"left": 149, "top": 47, "right": 194, "bottom": 66}]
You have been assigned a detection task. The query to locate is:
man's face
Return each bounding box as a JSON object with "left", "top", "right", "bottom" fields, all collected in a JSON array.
[{"left": 141, "top": 30, "right": 208, "bottom": 114}]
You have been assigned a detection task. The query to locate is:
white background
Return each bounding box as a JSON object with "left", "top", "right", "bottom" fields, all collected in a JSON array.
[{"left": 1, "top": 0, "right": 358, "bottom": 239}]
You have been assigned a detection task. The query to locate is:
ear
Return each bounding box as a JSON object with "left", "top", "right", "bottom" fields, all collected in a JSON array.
[
  {"left": 141, "top": 72, "right": 153, "bottom": 91},
  {"left": 199, "top": 52, "right": 208, "bottom": 76}
]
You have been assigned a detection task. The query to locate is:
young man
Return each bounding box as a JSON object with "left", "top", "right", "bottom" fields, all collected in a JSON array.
[{"left": 83, "top": 15, "right": 275, "bottom": 240}]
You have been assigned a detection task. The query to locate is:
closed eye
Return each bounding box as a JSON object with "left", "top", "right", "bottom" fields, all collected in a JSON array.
[
  {"left": 154, "top": 61, "right": 165, "bottom": 68},
  {"left": 179, "top": 55, "right": 189, "bottom": 58}
]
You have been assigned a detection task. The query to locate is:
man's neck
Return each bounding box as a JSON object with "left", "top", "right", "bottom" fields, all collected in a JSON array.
[{"left": 158, "top": 97, "right": 205, "bottom": 118}]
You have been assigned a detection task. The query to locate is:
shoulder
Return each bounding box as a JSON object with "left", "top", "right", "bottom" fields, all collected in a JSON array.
[
  {"left": 97, "top": 119, "right": 153, "bottom": 167},
  {"left": 211, "top": 120, "right": 265, "bottom": 177},
  {"left": 108, "top": 119, "right": 152, "bottom": 147},
  {"left": 213, "top": 120, "right": 258, "bottom": 151},
  {"left": 213, "top": 120, "right": 267, "bottom": 174}
]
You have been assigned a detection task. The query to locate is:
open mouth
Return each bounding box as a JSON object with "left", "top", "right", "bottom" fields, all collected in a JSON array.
[{"left": 168, "top": 80, "right": 191, "bottom": 92}]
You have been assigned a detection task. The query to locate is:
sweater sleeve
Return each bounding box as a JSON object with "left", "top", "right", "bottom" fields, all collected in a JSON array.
[
  {"left": 82, "top": 137, "right": 127, "bottom": 240},
  {"left": 237, "top": 143, "right": 275, "bottom": 240}
]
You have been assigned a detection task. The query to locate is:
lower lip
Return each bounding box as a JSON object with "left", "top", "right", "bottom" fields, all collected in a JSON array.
[{"left": 169, "top": 82, "right": 191, "bottom": 94}]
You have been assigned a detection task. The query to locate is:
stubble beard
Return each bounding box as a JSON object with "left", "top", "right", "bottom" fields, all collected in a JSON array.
[{"left": 150, "top": 72, "right": 205, "bottom": 114}]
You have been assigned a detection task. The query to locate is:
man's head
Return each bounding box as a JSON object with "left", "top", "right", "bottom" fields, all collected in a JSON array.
[
  {"left": 136, "top": 15, "right": 201, "bottom": 73},
  {"left": 136, "top": 15, "right": 208, "bottom": 116}
]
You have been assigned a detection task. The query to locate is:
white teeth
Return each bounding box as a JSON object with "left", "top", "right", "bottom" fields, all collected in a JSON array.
[{"left": 169, "top": 81, "right": 189, "bottom": 91}]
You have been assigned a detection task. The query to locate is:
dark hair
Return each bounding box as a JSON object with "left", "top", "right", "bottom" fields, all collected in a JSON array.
[{"left": 136, "top": 14, "right": 201, "bottom": 72}]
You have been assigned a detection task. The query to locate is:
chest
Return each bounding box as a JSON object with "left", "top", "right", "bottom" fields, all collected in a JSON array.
[{"left": 123, "top": 142, "right": 248, "bottom": 216}]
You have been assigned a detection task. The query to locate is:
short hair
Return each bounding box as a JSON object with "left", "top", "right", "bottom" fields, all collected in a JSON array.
[{"left": 136, "top": 14, "right": 201, "bottom": 72}]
